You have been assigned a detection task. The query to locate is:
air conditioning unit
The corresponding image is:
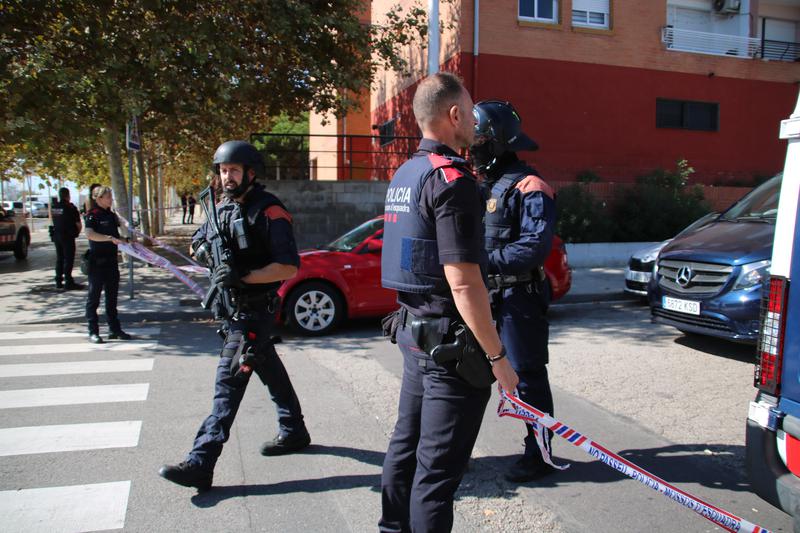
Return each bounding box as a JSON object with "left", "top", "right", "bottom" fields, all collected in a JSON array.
[{"left": 712, "top": 0, "right": 741, "bottom": 13}]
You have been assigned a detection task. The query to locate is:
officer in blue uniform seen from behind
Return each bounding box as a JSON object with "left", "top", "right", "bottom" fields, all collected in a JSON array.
[
  {"left": 84, "top": 186, "right": 131, "bottom": 344},
  {"left": 379, "top": 72, "right": 519, "bottom": 532},
  {"left": 159, "top": 141, "right": 309, "bottom": 491},
  {"left": 470, "top": 101, "right": 558, "bottom": 483},
  {"left": 52, "top": 187, "right": 83, "bottom": 291}
]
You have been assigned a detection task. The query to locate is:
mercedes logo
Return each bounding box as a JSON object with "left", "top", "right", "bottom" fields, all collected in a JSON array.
[{"left": 676, "top": 266, "right": 694, "bottom": 288}]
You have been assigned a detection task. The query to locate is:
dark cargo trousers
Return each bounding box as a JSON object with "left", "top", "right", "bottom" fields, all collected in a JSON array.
[
  {"left": 380, "top": 324, "right": 491, "bottom": 533},
  {"left": 186, "top": 315, "right": 306, "bottom": 472},
  {"left": 54, "top": 236, "right": 76, "bottom": 285}
]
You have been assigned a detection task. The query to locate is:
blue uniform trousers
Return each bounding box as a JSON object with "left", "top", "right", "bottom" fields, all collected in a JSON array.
[
  {"left": 85, "top": 262, "right": 120, "bottom": 334},
  {"left": 495, "top": 284, "right": 553, "bottom": 462},
  {"left": 380, "top": 324, "right": 490, "bottom": 533},
  {"left": 187, "top": 315, "right": 306, "bottom": 472}
]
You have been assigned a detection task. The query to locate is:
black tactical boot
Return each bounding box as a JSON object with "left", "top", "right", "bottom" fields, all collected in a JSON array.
[
  {"left": 504, "top": 456, "right": 556, "bottom": 483},
  {"left": 158, "top": 462, "right": 213, "bottom": 491},
  {"left": 64, "top": 281, "right": 84, "bottom": 291},
  {"left": 260, "top": 431, "right": 311, "bottom": 456},
  {"left": 108, "top": 330, "right": 132, "bottom": 340}
]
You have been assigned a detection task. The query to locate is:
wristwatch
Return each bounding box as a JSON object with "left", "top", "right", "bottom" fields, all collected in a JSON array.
[{"left": 487, "top": 346, "right": 506, "bottom": 364}]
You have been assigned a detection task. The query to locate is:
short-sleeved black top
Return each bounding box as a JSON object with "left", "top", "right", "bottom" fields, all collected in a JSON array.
[
  {"left": 85, "top": 206, "right": 120, "bottom": 259},
  {"left": 52, "top": 201, "right": 80, "bottom": 239},
  {"left": 399, "top": 139, "right": 486, "bottom": 318}
]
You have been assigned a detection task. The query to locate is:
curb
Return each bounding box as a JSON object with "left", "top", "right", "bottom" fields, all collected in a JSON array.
[
  {"left": 26, "top": 310, "right": 212, "bottom": 326},
  {"left": 555, "top": 292, "right": 642, "bottom": 305}
]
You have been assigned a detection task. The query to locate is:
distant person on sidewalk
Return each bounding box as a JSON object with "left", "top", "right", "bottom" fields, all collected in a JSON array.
[
  {"left": 470, "top": 100, "right": 557, "bottom": 483},
  {"left": 51, "top": 187, "right": 83, "bottom": 291},
  {"left": 180, "top": 193, "right": 188, "bottom": 224},
  {"left": 82, "top": 183, "right": 101, "bottom": 214},
  {"left": 159, "top": 140, "right": 308, "bottom": 492},
  {"left": 83, "top": 186, "right": 131, "bottom": 344},
  {"left": 187, "top": 194, "right": 196, "bottom": 224}
]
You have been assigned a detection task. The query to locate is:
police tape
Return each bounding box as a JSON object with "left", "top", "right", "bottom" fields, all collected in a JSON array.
[
  {"left": 498, "top": 390, "right": 770, "bottom": 533},
  {"left": 117, "top": 214, "right": 204, "bottom": 270},
  {"left": 118, "top": 241, "right": 206, "bottom": 300}
]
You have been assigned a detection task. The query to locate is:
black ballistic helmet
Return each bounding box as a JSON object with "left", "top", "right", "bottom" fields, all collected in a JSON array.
[
  {"left": 212, "top": 140, "right": 266, "bottom": 198},
  {"left": 470, "top": 100, "right": 538, "bottom": 174}
]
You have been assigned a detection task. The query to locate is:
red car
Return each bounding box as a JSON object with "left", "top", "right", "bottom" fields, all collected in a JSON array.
[{"left": 278, "top": 217, "right": 572, "bottom": 335}]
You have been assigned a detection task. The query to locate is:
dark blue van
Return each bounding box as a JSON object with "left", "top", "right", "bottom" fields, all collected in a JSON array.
[{"left": 648, "top": 174, "right": 782, "bottom": 343}]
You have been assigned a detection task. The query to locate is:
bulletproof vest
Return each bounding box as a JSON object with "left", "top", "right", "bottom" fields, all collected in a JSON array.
[
  {"left": 217, "top": 185, "right": 285, "bottom": 293},
  {"left": 483, "top": 162, "right": 543, "bottom": 253},
  {"left": 382, "top": 153, "right": 470, "bottom": 294}
]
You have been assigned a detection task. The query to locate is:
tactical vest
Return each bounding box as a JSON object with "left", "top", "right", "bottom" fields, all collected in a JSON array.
[
  {"left": 483, "top": 163, "right": 546, "bottom": 253},
  {"left": 217, "top": 185, "right": 286, "bottom": 294},
  {"left": 382, "top": 153, "right": 469, "bottom": 294}
]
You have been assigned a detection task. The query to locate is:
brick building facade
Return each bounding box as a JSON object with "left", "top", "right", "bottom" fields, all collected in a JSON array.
[{"left": 312, "top": 0, "right": 800, "bottom": 185}]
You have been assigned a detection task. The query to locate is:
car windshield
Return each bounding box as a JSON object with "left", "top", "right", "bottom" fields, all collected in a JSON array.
[
  {"left": 720, "top": 175, "right": 782, "bottom": 222},
  {"left": 324, "top": 218, "right": 383, "bottom": 252}
]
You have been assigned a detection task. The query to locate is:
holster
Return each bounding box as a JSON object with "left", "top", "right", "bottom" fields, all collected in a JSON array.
[{"left": 408, "top": 315, "right": 495, "bottom": 389}]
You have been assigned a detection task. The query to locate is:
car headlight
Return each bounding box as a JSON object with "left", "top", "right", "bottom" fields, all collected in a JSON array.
[{"left": 733, "top": 259, "right": 771, "bottom": 290}]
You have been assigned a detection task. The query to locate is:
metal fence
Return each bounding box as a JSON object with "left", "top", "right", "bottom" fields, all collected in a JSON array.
[{"left": 249, "top": 132, "right": 422, "bottom": 181}]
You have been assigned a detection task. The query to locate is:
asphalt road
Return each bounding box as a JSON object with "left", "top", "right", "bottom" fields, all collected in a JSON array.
[
  {"left": 0, "top": 299, "right": 792, "bottom": 532},
  {"left": 0, "top": 237, "right": 792, "bottom": 531}
]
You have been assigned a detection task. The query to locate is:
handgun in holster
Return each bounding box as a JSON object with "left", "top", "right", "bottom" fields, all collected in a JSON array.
[{"left": 410, "top": 317, "right": 495, "bottom": 389}]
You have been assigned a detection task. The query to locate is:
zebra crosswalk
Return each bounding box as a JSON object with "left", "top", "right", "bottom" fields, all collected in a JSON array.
[{"left": 0, "top": 325, "right": 159, "bottom": 532}]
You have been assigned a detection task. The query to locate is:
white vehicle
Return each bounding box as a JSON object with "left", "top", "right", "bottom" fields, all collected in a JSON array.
[{"left": 746, "top": 92, "right": 800, "bottom": 527}]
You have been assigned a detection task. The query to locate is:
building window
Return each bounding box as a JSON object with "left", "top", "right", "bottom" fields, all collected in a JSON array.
[
  {"left": 656, "top": 99, "right": 719, "bottom": 132},
  {"left": 378, "top": 118, "right": 396, "bottom": 147},
  {"left": 572, "top": 0, "right": 610, "bottom": 29},
  {"left": 519, "top": 0, "right": 559, "bottom": 24}
]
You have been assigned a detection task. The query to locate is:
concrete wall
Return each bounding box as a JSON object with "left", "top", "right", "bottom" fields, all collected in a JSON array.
[{"left": 263, "top": 180, "right": 389, "bottom": 249}]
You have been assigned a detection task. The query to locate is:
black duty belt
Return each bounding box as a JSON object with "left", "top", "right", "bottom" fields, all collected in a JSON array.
[{"left": 487, "top": 267, "right": 545, "bottom": 289}]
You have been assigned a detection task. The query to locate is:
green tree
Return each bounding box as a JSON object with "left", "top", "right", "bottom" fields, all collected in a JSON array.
[{"left": 0, "top": 0, "right": 429, "bottom": 223}]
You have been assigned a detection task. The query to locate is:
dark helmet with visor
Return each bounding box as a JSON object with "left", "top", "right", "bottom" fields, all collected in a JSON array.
[
  {"left": 469, "top": 100, "right": 538, "bottom": 174},
  {"left": 212, "top": 140, "right": 266, "bottom": 198}
]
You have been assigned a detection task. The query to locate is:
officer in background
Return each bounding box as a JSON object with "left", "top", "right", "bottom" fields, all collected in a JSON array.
[
  {"left": 51, "top": 187, "right": 83, "bottom": 291},
  {"left": 470, "top": 101, "right": 557, "bottom": 483},
  {"left": 84, "top": 186, "right": 131, "bottom": 343},
  {"left": 379, "top": 72, "right": 519, "bottom": 532},
  {"left": 159, "top": 141, "right": 309, "bottom": 491}
]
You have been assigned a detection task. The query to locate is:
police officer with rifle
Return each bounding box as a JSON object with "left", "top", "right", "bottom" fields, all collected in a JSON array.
[
  {"left": 471, "top": 100, "right": 558, "bottom": 483},
  {"left": 159, "top": 141, "right": 309, "bottom": 491},
  {"left": 379, "top": 73, "right": 519, "bottom": 532}
]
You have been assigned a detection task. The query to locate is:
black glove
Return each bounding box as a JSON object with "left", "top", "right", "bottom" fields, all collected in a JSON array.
[{"left": 212, "top": 263, "right": 244, "bottom": 288}]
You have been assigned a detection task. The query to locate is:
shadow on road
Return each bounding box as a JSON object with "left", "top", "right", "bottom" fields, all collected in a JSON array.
[
  {"left": 673, "top": 334, "right": 756, "bottom": 363},
  {"left": 191, "top": 474, "right": 381, "bottom": 507},
  {"left": 491, "top": 442, "right": 749, "bottom": 494}
]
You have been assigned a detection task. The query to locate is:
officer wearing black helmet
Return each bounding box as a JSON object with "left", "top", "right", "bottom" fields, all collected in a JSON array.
[
  {"left": 159, "top": 140, "right": 309, "bottom": 491},
  {"left": 470, "top": 101, "right": 558, "bottom": 483}
]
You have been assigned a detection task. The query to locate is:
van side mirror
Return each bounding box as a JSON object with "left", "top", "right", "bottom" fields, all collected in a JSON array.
[{"left": 365, "top": 239, "right": 383, "bottom": 253}]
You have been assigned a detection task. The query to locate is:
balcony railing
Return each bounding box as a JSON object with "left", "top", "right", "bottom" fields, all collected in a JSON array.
[
  {"left": 761, "top": 39, "right": 800, "bottom": 62},
  {"left": 662, "top": 26, "right": 760, "bottom": 59}
]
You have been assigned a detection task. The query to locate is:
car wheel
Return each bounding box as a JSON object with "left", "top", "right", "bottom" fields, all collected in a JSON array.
[
  {"left": 285, "top": 282, "right": 344, "bottom": 336},
  {"left": 13, "top": 231, "right": 29, "bottom": 260}
]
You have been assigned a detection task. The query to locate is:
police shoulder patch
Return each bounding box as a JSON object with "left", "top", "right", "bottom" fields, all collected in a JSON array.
[
  {"left": 515, "top": 175, "right": 555, "bottom": 199},
  {"left": 265, "top": 205, "right": 292, "bottom": 223},
  {"left": 427, "top": 153, "right": 452, "bottom": 170}
]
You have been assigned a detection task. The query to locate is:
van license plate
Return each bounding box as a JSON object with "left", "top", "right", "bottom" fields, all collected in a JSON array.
[{"left": 663, "top": 296, "right": 700, "bottom": 315}]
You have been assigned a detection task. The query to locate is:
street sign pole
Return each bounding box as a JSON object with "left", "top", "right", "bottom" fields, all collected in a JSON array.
[{"left": 125, "top": 117, "right": 141, "bottom": 300}]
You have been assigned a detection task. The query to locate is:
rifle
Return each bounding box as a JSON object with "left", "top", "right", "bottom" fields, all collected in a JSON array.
[{"left": 199, "top": 186, "right": 236, "bottom": 319}]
